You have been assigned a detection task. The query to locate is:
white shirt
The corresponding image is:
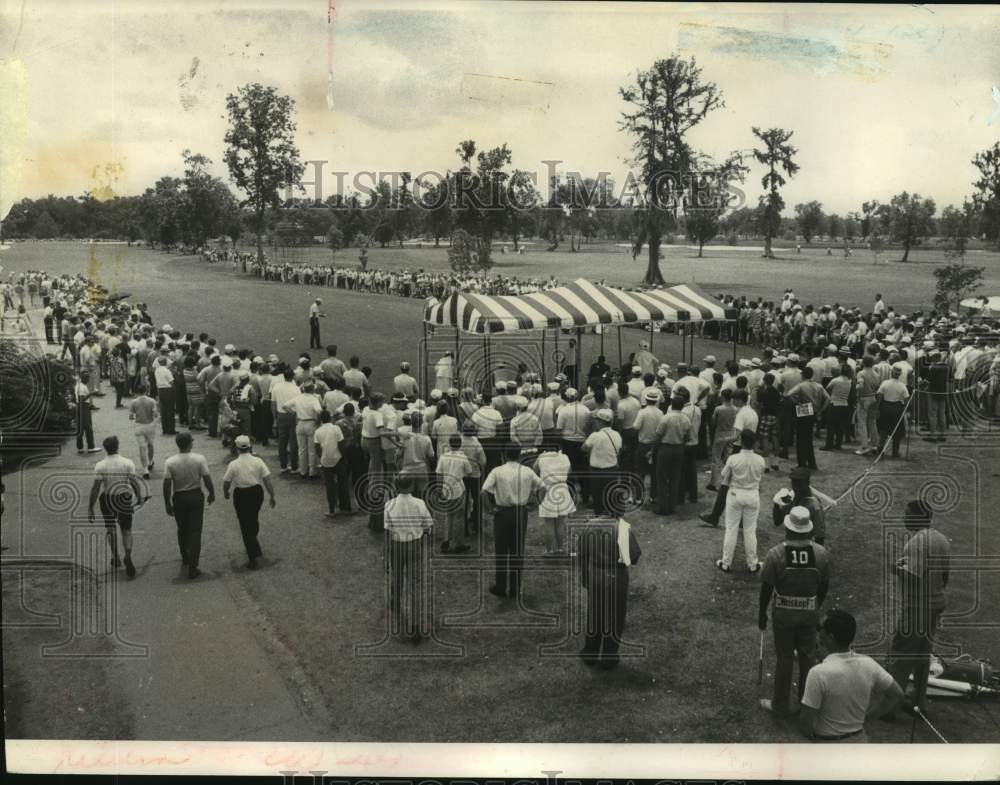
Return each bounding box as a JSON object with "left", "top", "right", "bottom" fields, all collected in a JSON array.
[
  {"left": 720, "top": 449, "right": 765, "bottom": 490},
  {"left": 270, "top": 380, "right": 301, "bottom": 411},
  {"left": 482, "top": 461, "right": 543, "bottom": 506},
  {"left": 323, "top": 389, "right": 350, "bottom": 414},
  {"left": 361, "top": 406, "right": 387, "bottom": 438},
  {"left": 733, "top": 405, "right": 759, "bottom": 433},
  {"left": 801, "top": 651, "right": 896, "bottom": 738},
  {"left": 583, "top": 426, "right": 622, "bottom": 468},
  {"left": 557, "top": 402, "right": 591, "bottom": 442},
  {"left": 94, "top": 454, "right": 137, "bottom": 494},
  {"left": 283, "top": 393, "right": 323, "bottom": 421},
  {"left": 222, "top": 453, "right": 272, "bottom": 488},
  {"left": 313, "top": 423, "right": 345, "bottom": 467},
  {"left": 154, "top": 364, "right": 174, "bottom": 388},
  {"left": 471, "top": 405, "right": 503, "bottom": 439}
]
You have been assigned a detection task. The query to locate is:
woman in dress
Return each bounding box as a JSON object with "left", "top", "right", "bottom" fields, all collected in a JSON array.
[{"left": 533, "top": 444, "right": 576, "bottom": 556}]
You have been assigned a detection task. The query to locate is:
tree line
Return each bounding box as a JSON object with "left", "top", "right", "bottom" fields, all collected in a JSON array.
[{"left": 4, "top": 59, "right": 1000, "bottom": 285}]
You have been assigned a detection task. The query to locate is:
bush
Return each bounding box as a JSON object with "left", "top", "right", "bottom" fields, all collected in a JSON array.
[
  {"left": 726, "top": 233, "right": 738, "bottom": 246},
  {"left": 0, "top": 341, "right": 76, "bottom": 454}
]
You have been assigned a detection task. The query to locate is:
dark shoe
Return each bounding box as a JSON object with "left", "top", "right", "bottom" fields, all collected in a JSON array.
[
  {"left": 579, "top": 650, "right": 599, "bottom": 667},
  {"left": 706, "top": 484, "right": 718, "bottom": 492},
  {"left": 142, "top": 472, "right": 150, "bottom": 480},
  {"left": 188, "top": 566, "right": 201, "bottom": 579},
  {"left": 748, "top": 563, "right": 761, "bottom": 574},
  {"left": 488, "top": 585, "right": 506, "bottom": 598},
  {"left": 599, "top": 658, "right": 620, "bottom": 671},
  {"left": 699, "top": 513, "right": 718, "bottom": 527},
  {"left": 715, "top": 559, "right": 730, "bottom": 573},
  {"left": 124, "top": 556, "right": 135, "bottom": 579},
  {"left": 247, "top": 559, "right": 258, "bottom": 570}
]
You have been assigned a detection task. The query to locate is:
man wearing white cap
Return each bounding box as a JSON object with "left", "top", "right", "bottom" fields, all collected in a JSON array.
[
  {"left": 510, "top": 398, "right": 543, "bottom": 449},
  {"left": 222, "top": 435, "right": 276, "bottom": 569},
  {"left": 758, "top": 504, "right": 831, "bottom": 717},
  {"left": 699, "top": 356, "right": 717, "bottom": 387},
  {"left": 634, "top": 340, "right": 658, "bottom": 378},
  {"left": 626, "top": 366, "right": 645, "bottom": 399},
  {"left": 308, "top": 298, "right": 326, "bottom": 349},
  {"left": 582, "top": 409, "right": 622, "bottom": 515}
]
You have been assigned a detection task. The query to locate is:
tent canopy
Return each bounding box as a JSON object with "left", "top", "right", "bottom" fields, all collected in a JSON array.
[{"left": 424, "top": 279, "right": 737, "bottom": 334}]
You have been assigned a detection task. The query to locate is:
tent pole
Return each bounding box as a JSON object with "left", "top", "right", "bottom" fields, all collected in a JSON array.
[
  {"left": 732, "top": 319, "right": 737, "bottom": 363},
  {"left": 575, "top": 327, "right": 582, "bottom": 389},
  {"left": 680, "top": 322, "right": 685, "bottom": 364},
  {"left": 689, "top": 325, "right": 694, "bottom": 367},
  {"left": 454, "top": 328, "right": 460, "bottom": 391},
  {"left": 599, "top": 326, "right": 605, "bottom": 356},
  {"left": 540, "top": 329, "right": 547, "bottom": 381},
  {"left": 617, "top": 326, "right": 623, "bottom": 371},
  {"left": 650, "top": 320, "right": 654, "bottom": 352},
  {"left": 421, "top": 322, "right": 428, "bottom": 399}
]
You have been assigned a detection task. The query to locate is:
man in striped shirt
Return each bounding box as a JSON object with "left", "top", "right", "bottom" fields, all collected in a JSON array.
[{"left": 384, "top": 474, "right": 433, "bottom": 641}]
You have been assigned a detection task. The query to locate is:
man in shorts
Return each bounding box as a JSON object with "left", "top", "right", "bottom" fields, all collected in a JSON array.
[{"left": 87, "top": 435, "right": 143, "bottom": 579}]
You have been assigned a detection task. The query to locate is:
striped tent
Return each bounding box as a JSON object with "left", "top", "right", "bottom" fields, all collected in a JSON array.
[{"left": 423, "top": 279, "right": 736, "bottom": 334}]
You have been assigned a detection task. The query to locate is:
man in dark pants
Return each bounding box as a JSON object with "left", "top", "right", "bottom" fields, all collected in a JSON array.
[
  {"left": 308, "top": 298, "right": 325, "bottom": 349},
  {"left": 163, "top": 432, "right": 215, "bottom": 579},
  {"left": 578, "top": 504, "right": 642, "bottom": 670},
  {"left": 653, "top": 396, "right": 691, "bottom": 516},
  {"left": 758, "top": 505, "right": 832, "bottom": 717},
  {"left": 883, "top": 499, "right": 950, "bottom": 720},
  {"left": 223, "top": 435, "right": 276, "bottom": 569},
  {"left": 787, "top": 367, "right": 829, "bottom": 470},
  {"left": 482, "top": 445, "right": 543, "bottom": 598},
  {"left": 876, "top": 366, "right": 910, "bottom": 458},
  {"left": 154, "top": 356, "right": 177, "bottom": 435},
  {"left": 75, "top": 371, "right": 100, "bottom": 454}
]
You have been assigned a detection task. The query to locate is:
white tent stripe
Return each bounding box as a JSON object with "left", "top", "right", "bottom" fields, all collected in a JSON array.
[
  {"left": 575, "top": 280, "right": 626, "bottom": 324},
  {"left": 672, "top": 284, "right": 726, "bottom": 318},
  {"left": 524, "top": 291, "right": 576, "bottom": 325},
  {"left": 553, "top": 287, "right": 602, "bottom": 326},
  {"left": 646, "top": 288, "right": 701, "bottom": 318}
]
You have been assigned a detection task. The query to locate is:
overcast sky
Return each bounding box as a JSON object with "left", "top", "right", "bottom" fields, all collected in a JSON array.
[{"left": 2, "top": 1, "right": 999, "bottom": 218}]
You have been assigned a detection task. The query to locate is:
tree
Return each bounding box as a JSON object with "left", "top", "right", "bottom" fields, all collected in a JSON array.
[
  {"left": 418, "top": 177, "right": 453, "bottom": 247},
  {"left": 326, "top": 224, "right": 343, "bottom": 260},
  {"left": 31, "top": 210, "right": 59, "bottom": 239},
  {"left": 844, "top": 212, "right": 859, "bottom": 243},
  {"left": 883, "top": 191, "right": 936, "bottom": 263},
  {"left": 181, "top": 150, "right": 238, "bottom": 248},
  {"left": 971, "top": 142, "right": 1000, "bottom": 245},
  {"left": 826, "top": 213, "right": 842, "bottom": 242},
  {"left": 933, "top": 263, "right": 984, "bottom": 314},
  {"left": 620, "top": 56, "right": 724, "bottom": 284},
  {"left": 452, "top": 139, "right": 515, "bottom": 270},
  {"left": 938, "top": 201, "right": 978, "bottom": 258},
  {"left": 505, "top": 169, "right": 539, "bottom": 250},
  {"left": 861, "top": 200, "right": 883, "bottom": 240},
  {"left": 684, "top": 154, "right": 748, "bottom": 257},
  {"left": 223, "top": 83, "right": 304, "bottom": 265},
  {"left": 447, "top": 228, "right": 477, "bottom": 274},
  {"left": 752, "top": 127, "right": 799, "bottom": 258},
  {"left": 794, "top": 201, "right": 825, "bottom": 244}
]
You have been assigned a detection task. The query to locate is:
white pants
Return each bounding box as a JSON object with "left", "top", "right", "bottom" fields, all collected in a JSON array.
[
  {"left": 722, "top": 487, "right": 760, "bottom": 569},
  {"left": 135, "top": 423, "right": 156, "bottom": 469},
  {"left": 296, "top": 420, "right": 318, "bottom": 477}
]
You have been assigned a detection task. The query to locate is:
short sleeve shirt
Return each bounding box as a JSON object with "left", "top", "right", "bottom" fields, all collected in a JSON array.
[
  {"left": 94, "top": 454, "right": 137, "bottom": 495},
  {"left": 164, "top": 452, "right": 210, "bottom": 493},
  {"left": 222, "top": 453, "right": 271, "bottom": 488},
  {"left": 801, "top": 652, "right": 896, "bottom": 737},
  {"left": 361, "top": 406, "right": 386, "bottom": 438},
  {"left": 313, "top": 423, "right": 345, "bottom": 467}
]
